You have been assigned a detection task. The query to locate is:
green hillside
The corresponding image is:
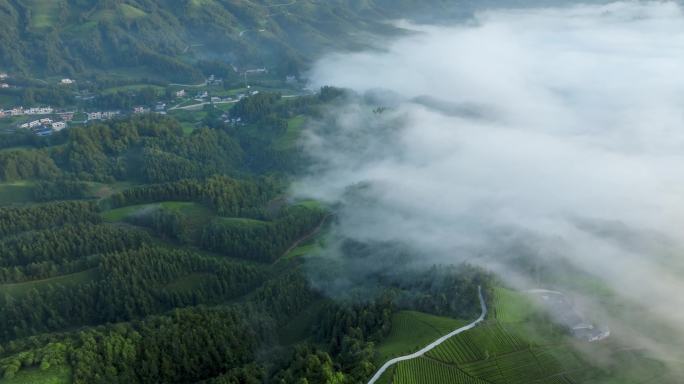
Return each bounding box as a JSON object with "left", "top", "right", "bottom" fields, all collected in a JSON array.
[
  {"left": 386, "top": 288, "right": 683, "bottom": 384},
  {"left": 0, "top": 0, "right": 460, "bottom": 82}
]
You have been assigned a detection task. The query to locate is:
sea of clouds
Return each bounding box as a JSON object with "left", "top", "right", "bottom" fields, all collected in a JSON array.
[{"left": 296, "top": 0, "right": 684, "bottom": 364}]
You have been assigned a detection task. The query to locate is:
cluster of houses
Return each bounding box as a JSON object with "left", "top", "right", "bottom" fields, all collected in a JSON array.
[
  {"left": 0, "top": 106, "right": 54, "bottom": 118},
  {"left": 86, "top": 106, "right": 149, "bottom": 121},
  {"left": 244, "top": 68, "right": 268, "bottom": 75},
  {"left": 0, "top": 72, "right": 8, "bottom": 89},
  {"left": 87, "top": 111, "right": 120, "bottom": 121},
  {"left": 207, "top": 74, "right": 223, "bottom": 86},
  {"left": 18, "top": 118, "right": 67, "bottom": 136}
]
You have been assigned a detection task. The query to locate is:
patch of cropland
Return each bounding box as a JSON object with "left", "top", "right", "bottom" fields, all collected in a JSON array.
[{"left": 383, "top": 288, "right": 681, "bottom": 384}]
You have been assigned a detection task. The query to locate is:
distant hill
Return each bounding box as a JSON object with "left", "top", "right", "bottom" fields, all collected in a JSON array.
[{"left": 0, "top": 0, "right": 462, "bottom": 82}]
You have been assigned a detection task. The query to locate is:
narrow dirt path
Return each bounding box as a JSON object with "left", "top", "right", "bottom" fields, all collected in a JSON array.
[
  {"left": 367, "top": 286, "right": 488, "bottom": 384},
  {"left": 281, "top": 214, "right": 331, "bottom": 258}
]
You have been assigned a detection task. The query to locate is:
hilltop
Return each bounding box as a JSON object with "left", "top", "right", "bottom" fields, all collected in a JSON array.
[{"left": 0, "top": 0, "right": 462, "bottom": 83}]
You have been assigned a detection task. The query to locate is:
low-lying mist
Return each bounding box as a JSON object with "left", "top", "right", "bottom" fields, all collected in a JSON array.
[{"left": 295, "top": 0, "right": 684, "bottom": 367}]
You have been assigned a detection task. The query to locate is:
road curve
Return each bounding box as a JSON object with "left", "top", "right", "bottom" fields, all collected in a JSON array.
[{"left": 367, "top": 286, "right": 488, "bottom": 384}]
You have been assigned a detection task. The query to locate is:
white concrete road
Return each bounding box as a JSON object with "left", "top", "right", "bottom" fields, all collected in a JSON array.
[{"left": 367, "top": 286, "right": 488, "bottom": 384}]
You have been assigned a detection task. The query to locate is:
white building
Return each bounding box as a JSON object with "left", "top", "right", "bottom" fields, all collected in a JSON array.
[
  {"left": 51, "top": 122, "right": 66, "bottom": 131},
  {"left": 25, "top": 107, "right": 53, "bottom": 115},
  {"left": 39, "top": 118, "right": 53, "bottom": 125},
  {"left": 0, "top": 73, "right": 7, "bottom": 80},
  {"left": 0, "top": 83, "right": 9, "bottom": 89},
  {"left": 245, "top": 68, "right": 267, "bottom": 75},
  {"left": 60, "top": 78, "right": 74, "bottom": 85},
  {"left": 175, "top": 89, "right": 186, "bottom": 98}
]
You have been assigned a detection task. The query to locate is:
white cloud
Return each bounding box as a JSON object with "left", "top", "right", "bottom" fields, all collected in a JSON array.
[{"left": 297, "top": 1, "right": 684, "bottom": 364}]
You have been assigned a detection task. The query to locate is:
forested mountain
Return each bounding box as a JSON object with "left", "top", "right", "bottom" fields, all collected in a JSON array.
[
  {"left": 0, "top": 86, "right": 493, "bottom": 384},
  {"left": 0, "top": 0, "right": 462, "bottom": 82},
  {"left": 0, "top": 2, "right": 633, "bottom": 383}
]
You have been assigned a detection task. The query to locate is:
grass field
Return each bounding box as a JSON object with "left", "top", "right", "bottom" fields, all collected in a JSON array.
[
  {"left": 101, "top": 84, "right": 163, "bottom": 95},
  {"left": 284, "top": 242, "right": 321, "bottom": 260},
  {"left": 427, "top": 322, "right": 526, "bottom": 364},
  {"left": 387, "top": 287, "right": 684, "bottom": 384},
  {"left": 492, "top": 287, "right": 537, "bottom": 323},
  {"left": 394, "top": 357, "right": 489, "bottom": 384},
  {"left": 375, "top": 311, "right": 466, "bottom": 365},
  {"left": 0, "top": 269, "right": 97, "bottom": 298},
  {"left": 119, "top": 3, "right": 147, "bottom": 19},
  {"left": 0, "top": 181, "right": 34, "bottom": 205},
  {"left": 216, "top": 217, "right": 270, "bottom": 228},
  {"left": 274, "top": 115, "right": 306, "bottom": 151},
  {"left": 22, "top": 0, "right": 60, "bottom": 29},
  {"left": 102, "top": 201, "right": 212, "bottom": 223},
  {"left": 0, "top": 365, "right": 71, "bottom": 384}
]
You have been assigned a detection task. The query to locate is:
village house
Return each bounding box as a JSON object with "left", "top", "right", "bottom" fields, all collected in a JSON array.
[
  {"left": 155, "top": 103, "right": 166, "bottom": 112},
  {"left": 245, "top": 68, "right": 267, "bottom": 75},
  {"left": 51, "top": 122, "right": 66, "bottom": 131},
  {"left": 20, "top": 120, "right": 44, "bottom": 129},
  {"left": 133, "top": 106, "right": 148, "bottom": 114},
  {"left": 210, "top": 97, "right": 221, "bottom": 103},
  {"left": 60, "top": 78, "right": 74, "bottom": 85},
  {"left": 0, "top": 83, "right": 9, "bottom": 89},
  {"left": 0, "top": 73, "right": 7, "bottom": 80},
  {"left": 207, "top": 74, "right": 222, "bottom": 86},
  {"left": 87, "top": 111, "right": 119, "bottom": 120},
  {"left": 175, "top": 89, "right": 186, "bottom": 98},
  {"left": 9, "top": 107, "right": 23, "bottom": 116},
  {"left": 25, "top": 107, "right": 53, "bottom": 115}
]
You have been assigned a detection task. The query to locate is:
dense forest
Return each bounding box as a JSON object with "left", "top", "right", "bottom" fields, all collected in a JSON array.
[
  {"left": 0, "top": 0, "right": 466, "bottom": 82},
  {"left": 0, "top": 88, "right": 490, "bottom": 384}
]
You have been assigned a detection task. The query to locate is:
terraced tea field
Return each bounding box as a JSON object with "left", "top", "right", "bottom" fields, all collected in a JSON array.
[{"left": 382, "top": 288, "right": 675, "bottom": 384}]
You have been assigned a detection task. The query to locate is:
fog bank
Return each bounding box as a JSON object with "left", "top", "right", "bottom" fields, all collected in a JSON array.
[{"left": 297, "top": 1, "right": 684, "bottom": 363}]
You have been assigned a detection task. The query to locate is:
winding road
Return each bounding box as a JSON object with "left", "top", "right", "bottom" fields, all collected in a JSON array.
[{"left": 367, "top": 286, "right": 488, "bottom": 384}]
